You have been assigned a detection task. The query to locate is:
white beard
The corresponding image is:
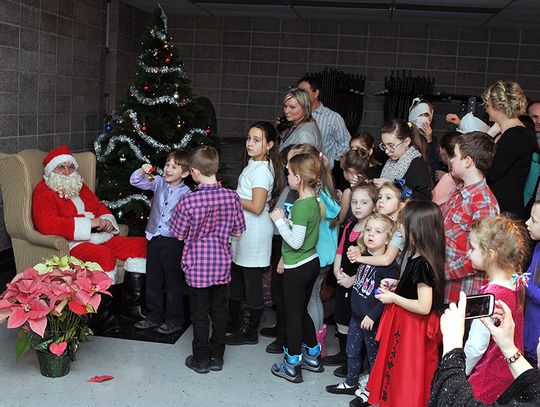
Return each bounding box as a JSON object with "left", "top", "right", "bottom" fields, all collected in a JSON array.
[{"left": 44, "top": 171, "right": 84, "bottom": 199}]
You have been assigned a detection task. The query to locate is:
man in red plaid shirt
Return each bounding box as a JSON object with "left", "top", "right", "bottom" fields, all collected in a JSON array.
[
  {"left": 442, "top": 132, "right": 499, "bottom": 304},
  {"left": 171, "top": 146, "right": 246, "bottom": 374}
]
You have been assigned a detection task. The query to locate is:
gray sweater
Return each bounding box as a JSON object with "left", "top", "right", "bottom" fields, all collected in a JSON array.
[{"left": 278, "top": 122, "right": 323, "bottom": 152}]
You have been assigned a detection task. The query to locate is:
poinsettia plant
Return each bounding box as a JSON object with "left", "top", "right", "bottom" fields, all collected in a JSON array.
[{"left": 0, "top": 256, "right": 113, "bottom": 360}]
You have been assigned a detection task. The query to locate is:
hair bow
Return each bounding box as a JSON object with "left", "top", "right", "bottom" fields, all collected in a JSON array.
[
  {"left": 319, "top": 152, "right": 325, "bottom": 159},
  {"left": 512, "top": 272, "right": 531, "bottom": 289},
  {"left": 393, "top": 178, "right": 413, "bottom": 199}
]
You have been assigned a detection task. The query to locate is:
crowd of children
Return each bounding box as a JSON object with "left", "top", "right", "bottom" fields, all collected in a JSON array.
[{"left": 127, "top": 80, "right": 540, "bottom": 407}]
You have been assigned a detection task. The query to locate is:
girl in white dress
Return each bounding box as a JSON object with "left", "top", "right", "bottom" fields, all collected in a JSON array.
[{"left": 227, "top": 121, "right": 280, "bottom": 346}]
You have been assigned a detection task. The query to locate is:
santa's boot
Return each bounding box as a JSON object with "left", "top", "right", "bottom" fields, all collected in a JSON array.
[
  {"left": 89, "top": 290, "right": 121, "bottom": 334},
  {"left": 120, "top": 271, "right": 146, "bottom": 321}
]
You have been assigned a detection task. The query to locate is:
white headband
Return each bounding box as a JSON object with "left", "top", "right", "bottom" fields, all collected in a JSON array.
[{"left": 408, "top": 98, "right": 433, "bottom": 122}]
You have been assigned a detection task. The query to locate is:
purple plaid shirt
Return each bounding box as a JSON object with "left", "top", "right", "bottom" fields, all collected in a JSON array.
[{"left": 170, "top": 182, "right": 246, "bottom": 288}]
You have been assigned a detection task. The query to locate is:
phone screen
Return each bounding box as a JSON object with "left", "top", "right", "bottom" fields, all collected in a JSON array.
[{"left": 465, "top": 294, "right": 495, "bottom": 319}]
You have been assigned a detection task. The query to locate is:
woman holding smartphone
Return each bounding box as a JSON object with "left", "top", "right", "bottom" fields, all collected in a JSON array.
[{"left": 429, "top": 292, "right": 540, "bottom": 407}]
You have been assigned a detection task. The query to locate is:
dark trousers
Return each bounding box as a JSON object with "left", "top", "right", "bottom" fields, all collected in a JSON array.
[
  {"left": 346, "top": 314, "right": 378, "bottom": 386},
  {"left": 282, "top": 257, "right": 320, "bottom": 355},
  {"left": 145, "top": 236, "right": 185, "bottom": 325},
  {"left": 270, "top": 236, "right": 287, "bottom": 345},
  {"left": 188, "top": 284, "right": 228, "bottom": 362},
  {"left": 230, "top": 263, "right": 265, "bottom": 309}
]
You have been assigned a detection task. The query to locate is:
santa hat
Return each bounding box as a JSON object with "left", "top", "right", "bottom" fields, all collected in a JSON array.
[
  {"left": 43, "top": 145, "right": 79, "bottom": 177},
  {"left": 408, "top": 98, "right": 433, "bottom": 122}
]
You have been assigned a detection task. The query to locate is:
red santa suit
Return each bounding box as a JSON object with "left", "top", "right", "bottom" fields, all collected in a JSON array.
[{"left": 31, "top": 146, "right": 147, "bottom": 284}]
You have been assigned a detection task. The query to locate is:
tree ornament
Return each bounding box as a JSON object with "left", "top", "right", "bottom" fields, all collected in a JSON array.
[
  {"left": 173, "top": 92, "right": 179, "bottom": 99},
  {"left": 140, "top": 124, "right": 147, "bottom": 132},
  {"left": 104, "top": 123, "right": 113, "bottom": 132},
  {"left": 165, "top": 56, "right": 171, "bottom": 64},
  {"left": 205, "top": 127, "right": 212, "bottom": 135},
  {"left": 143, "top": 84, "right": 149, "bottom": 91},
  {"left": 117, "top": 210, "right": 123, "bottom": 218},
  {"left": 119, "top": 154, "right": 127, "bottom": 162}
]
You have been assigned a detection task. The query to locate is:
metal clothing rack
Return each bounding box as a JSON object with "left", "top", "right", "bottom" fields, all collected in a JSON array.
[
  {"left": 377, "top": 70, "right": 435, "bottom": 122},
  {"left": 307, "top": 68, "right": 367, "bottom": 134}
]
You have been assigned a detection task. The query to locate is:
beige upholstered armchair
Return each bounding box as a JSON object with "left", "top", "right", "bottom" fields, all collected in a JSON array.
[{"left": 0, "top": 149, "right": 127, "bottom": 273}]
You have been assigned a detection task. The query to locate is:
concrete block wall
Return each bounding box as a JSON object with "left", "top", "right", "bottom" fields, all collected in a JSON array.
[
  {"left": 2, "top": 3, "right": 540, "bottom": 249},
  {"left": 0, "top": 0, "right": 109, "bottom": 251},
  {"left": 164, "top": 16, "right": 540, "bottom": 141}
]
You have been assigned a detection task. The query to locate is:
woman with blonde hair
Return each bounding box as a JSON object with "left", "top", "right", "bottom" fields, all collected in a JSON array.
[
  {"left": 483, "top": 80, "right": 534, "bottom": 219},
  {"left": 278, "top": 88, "right": 323, "bottom": 152}
]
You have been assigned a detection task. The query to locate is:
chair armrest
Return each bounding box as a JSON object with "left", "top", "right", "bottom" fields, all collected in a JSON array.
[
  {"left": 26, "top": 225, "right": 128, "bottom": 251},
  {"left": 25, "top": 229, "right": 69, "bottom": 252}
]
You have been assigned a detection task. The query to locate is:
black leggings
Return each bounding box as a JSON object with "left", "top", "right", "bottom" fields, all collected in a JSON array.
[
  {"left": 282, "top": 257, "right": 320, "bottom": 355},
  {"left": 230, "top": 263, "right": 265, "bottom": 309}
]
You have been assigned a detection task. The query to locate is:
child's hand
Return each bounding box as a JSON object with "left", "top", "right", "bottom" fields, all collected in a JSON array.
[
  {"left": 380, "top": 278, "right": 398, "bottom": 292},
  {"left": 277, "top": 256, "right": 285, "bottom": 274},
  {"left": 334, "top": 267, "right": 345, "bottom": 279},
  {"left": 141, "top": 163, "right": 153, "bottom": 174},
  {"left": 419, "top": 121, "right": 433, "bottom": 142},
  {"left": 435, "top": 170, "right": 447, "bottom": 182},
  {"left": 360, "top": 315, "right": 374, "bottom": 331},
  {"left": 373, "top": 178, "right": 390, "bottom": 188},
  {"left": 446, "top": 113, "right": 461, "bottom": 126},
  {"left": 337, "top": 274, "right": 355, "bottom": 289},
  {"left": 346, "top": 246, "right": 361, "bottom": 263},
  {"left": 375, "top": 289, "right": 395, "bottom": 304},
  {"left": 336, "top": 189, "right": 343, "bottom": 201},
  {"left": 349, "top": 173, "right": 359, "bottom": 187},
  {"left": 270, "top": 208, "right": 285, "bottom": 222}
]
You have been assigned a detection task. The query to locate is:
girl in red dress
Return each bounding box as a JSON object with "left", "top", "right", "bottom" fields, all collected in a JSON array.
[
  {"left": 367, "top": 200, "right": 445, "bottom": 407},
  {"left": 464, "top": 215, "right": 527, "bottom": 404}
]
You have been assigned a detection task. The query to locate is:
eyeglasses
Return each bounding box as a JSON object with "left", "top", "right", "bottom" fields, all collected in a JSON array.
[
  {"left": 56, "top": 164, "right": 76, "bottom": 172},
  {"left": 379, "top": 140, "right": 405, "bottom": 153}
]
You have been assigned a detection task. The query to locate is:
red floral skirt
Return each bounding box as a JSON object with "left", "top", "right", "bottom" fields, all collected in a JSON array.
[{"left": 367, "top": 304, "right": 441, "bottom": 407}]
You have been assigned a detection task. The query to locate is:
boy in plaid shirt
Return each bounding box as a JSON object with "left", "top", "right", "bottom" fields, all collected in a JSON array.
[
  {"left": 170, "top": 146, "right": 246, "bottom": 374},
  {"left": 442, "top": 131, "right": 499, "bottom": 304}
]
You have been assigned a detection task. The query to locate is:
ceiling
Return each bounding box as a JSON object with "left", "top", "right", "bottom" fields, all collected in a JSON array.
[{"left": 121, "top": 0, "right": 540, "bottom": 29}]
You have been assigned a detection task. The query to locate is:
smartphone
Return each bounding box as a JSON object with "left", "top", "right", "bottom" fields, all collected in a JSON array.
[{"left": 465, "top": 293, "right": 495, "bottom": 320}]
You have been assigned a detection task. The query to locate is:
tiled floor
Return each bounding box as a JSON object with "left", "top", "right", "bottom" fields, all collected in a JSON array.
[{"left": 0, "top": 311, "right": 353, "bottom": 407}]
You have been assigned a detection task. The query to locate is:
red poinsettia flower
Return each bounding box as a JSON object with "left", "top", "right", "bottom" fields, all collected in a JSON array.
[{"left": 5, "top": 298, "right": 50, "bottom": 337}]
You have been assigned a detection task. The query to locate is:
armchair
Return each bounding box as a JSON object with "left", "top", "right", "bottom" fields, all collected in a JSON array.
[{"left": 0, "top": 149, "right": 127, "bottom": 273}]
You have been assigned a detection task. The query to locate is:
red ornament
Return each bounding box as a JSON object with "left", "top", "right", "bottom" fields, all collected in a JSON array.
[
  {"left": 143, "top": 84, "right": 149, "bottom": 91},
  {"left": 141, "top": 124, "right": 147, "bottom": 132},
  {"left": 205, "top": 127, "right": 212, "bottom": 135},
  {"left": 165, "top": 56, "right": 171, "bottom": 64}
]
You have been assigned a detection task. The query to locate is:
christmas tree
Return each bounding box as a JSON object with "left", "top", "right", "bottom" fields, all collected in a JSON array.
[{"left": 95, "top": 7, "right": 219, "bottom": 235}]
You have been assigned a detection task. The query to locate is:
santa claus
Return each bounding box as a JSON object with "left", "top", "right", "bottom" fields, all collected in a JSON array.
[{"left": 32, "top": 145, "right": 147, "bottom": 332}]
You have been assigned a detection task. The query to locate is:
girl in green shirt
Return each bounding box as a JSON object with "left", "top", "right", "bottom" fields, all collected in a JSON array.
[{"left": 270, "top": 152, "right": 325, "bottom": 383}]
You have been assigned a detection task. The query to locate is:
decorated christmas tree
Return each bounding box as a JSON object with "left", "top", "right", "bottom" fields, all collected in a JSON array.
[{"left": 95, "top": 7, "right": 219, "bottom": 235}]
